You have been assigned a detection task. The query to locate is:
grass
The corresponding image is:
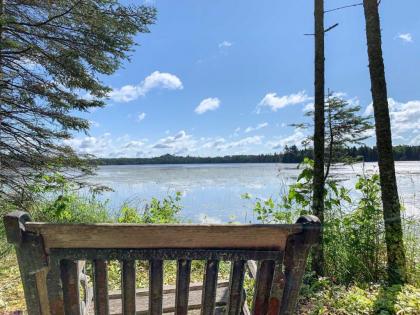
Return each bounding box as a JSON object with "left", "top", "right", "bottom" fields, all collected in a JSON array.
[
  {"left": 297, "top": 281, "right": 420, "bottom": 314},
  {"left": 0, "top": 254, "right": 25, "bottom": 311}
]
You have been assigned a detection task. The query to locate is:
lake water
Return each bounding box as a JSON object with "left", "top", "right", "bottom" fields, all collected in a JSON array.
[{"left": 85, "top": 162, "right": 420, "bottom": 223}]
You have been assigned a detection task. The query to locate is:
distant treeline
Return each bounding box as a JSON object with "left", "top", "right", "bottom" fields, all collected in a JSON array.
[{"left": 95, "top": 145, "right": 420, "bottom": 165}]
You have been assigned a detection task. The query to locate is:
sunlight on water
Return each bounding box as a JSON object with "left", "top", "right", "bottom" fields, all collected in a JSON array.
[{"left": 84, "top": 162, "right": 420, "bottom": 223}]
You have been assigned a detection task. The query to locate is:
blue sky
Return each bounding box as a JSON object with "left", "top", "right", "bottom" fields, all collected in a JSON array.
[{"left": 67, "top": 0, "right": 420, "bottom": 158}]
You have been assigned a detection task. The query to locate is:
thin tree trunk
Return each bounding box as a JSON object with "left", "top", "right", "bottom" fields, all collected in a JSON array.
[
  {"left": 312, "top": 0, "right": 325, "bottom": 276},
  {"left": 362, "top": 0, "right": 406, "bottom": 284}
]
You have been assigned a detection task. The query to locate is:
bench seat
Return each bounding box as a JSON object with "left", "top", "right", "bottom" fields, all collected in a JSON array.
[{"left": 88, "top": 281, "right": 231, "bottom": 315}]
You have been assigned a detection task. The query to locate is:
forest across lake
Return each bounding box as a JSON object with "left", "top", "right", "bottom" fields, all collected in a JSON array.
[{"left": 95, "top": 145, "right": 420, "bottom": 165}]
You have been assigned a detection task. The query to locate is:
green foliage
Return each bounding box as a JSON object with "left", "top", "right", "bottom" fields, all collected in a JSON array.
[
  {"left": 246, "top": 158, "right": 351, "bottom": 224},
  {"left": 117, "top": 192, "right": 182, "bottom": 224},
  {"left": 249, "top": 159, "right": 419, "bottom": 285},
  {"left": 301, "top": 280, "right": 420, "bottom": 315},
  {"left": 296, "top": 94, "right": 374, "bottom": 174},
  {"left": 340, "top": 174, "right": 386, "bottom": 282},
  {"left": 28, "top": 173, "right": 111, "bottom": 224}
]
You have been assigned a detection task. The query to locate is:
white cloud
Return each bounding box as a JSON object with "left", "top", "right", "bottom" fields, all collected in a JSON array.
[
  {"left": 202, "top": 138, "right": 226, "bottom": 149},
  {"left": 123, "top": 140, "right": 146, "bottom": 149},
  {"left": 397, "top": 33, "right": 413, "bottom": 43},
  {"left": 302, "top": 103, "right": 314, "bottom": 112},
  {"left": 137, "top": 112, "right": 146, "bottom": 122},
  {"left": 225, "top": 136, "right": 263, "bottom": 149},
  {"left": 258, "top": 91, "right": 311, "bottom": 112},
  {"left": 151, "top": 130, "right": 197, "bottom": 155},
  {"left": 198, "top": 214, "right": 222, "bottom": 224},
  {"left": 409, "top": 134, "right": 420, "bottom": 146},
  {"left": 388, "top": 99, "right": 420, "bottom": 136},
  {"left": 245, "top": 122, "right": 269, "bottom": 133},
  {"left": 64, "top": 133, "right": 152, "bottom": 158},
  {"left": 195, "top": 97, "right": 221, "bottom": 114},
  {"left": 64, "top": 134, "right": 112, "bottom": 156},
  {"left": 109, "top": 85, "right": 138, "bottom": 102},
  {"left": 153, "top": 143, "right": 172, "bottom": 149},
  {"left": 109, "top": 71, "right": 183, "bottom": 102},
  {"left": 267, "top": 130, "right": 307, "bottom": 150},
  {"left": 218, "top": 41, "right": 233, "bottom": 49},
  {"left": 364, "top": 98, "right": 420, "bottom": 144}
]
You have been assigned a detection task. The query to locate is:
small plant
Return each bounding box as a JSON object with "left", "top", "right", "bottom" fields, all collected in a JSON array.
[{"left": 117, "top": 192, "right": 182, "bottom": 224}]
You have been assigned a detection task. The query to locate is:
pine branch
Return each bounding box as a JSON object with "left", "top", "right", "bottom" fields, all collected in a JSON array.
[{"left": 8, "top": 1, "right": 81, "bottom": 28}]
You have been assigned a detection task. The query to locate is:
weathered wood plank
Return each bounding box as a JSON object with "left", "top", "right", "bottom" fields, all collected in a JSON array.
[
  {"left": 149, "top": 259, "right": 164, "bottom": 315},
  {"left": 3, "top": 212, "right": 49, "bottom": 315},
  {"left": 61, "top": 259, "right": 81, "bottom": 315},
  {"left": 201, "top": 259, "right": 220, "bottom": 315},
  {"left": 175, "top": 259, "right": 191, "bottom": 315},
  {"left": 267, "top": 260, "right": 285, "bottom": 315},
  {"left": 252, "top": 260, "right": 275, "bottom": 315},
  {"left": 279, "top": 216, "right": 321, "bottom": 315},
  {"left": 121, "top": 260, "right": 136, "bottom": 315},
  {"left": 47, "top": 256, "right": 65, "bottom": 315},
  {"left": 108, "top": 281, "right": 228, "bottom": 300},
  {"left": 93, "top": 260, "right": 109, "bottom": 315},
  {"left": 35, "top": 268, "right": 50, "bottom": 315},
  {"left": 49, "top": 248, "right": 282, "bottom": 262},
  {"left": 25, "top": 223, "right": 301, "bottom": 250},
  {"left": 227, "top": 260, "right": 246, "bottom": 315},
  {"left": 90, "top": 282, "right": 230, "bottom": 315}
]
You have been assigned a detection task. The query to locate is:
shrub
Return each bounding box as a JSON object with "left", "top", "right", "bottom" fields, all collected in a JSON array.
[
  {"left": 248, "top": 159, "right": 419, "bottom": 285},
  {"left": 117, "top": 192, "right": 182, "bottom": 224}
]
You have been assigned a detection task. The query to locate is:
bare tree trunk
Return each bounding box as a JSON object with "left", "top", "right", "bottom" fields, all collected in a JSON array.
[
  {"left": 312, "top": 0, "right": 325, "bottom": 276},
  {"left": 363, "top": 0, "right": 406, "bottom": 284}
]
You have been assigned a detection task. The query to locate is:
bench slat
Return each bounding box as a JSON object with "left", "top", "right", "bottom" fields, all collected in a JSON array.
[
  {"left": 175, "top": 259, "right": 191, "bottom": 315},
  {"left": 201, "top": 259, "right": 220, "bottom": 315},
  {"left": 227, "top": 260, "right": 246, "bottom": 315},
  {"left": 149, "top": 259, "right": 164, "bottom": 315},
  {"left": 48, "top": 248, "right": 283, "bottom": 262},
  {"left": 93, "top": 260, "right": 109, "bottom": 315},
  {"left": 25, "top": 223, "right": 301, "bottom": 250},
  {"left": 92, "top": 282, "right": 230, "bottom": 315},
  {"left": 122, "top": 260, "right": 136, "bottom": 315},
  {"left": 61, "top": 260, "right": 81, "bottom": 315},
  {"left": 252, "top": 260, "right": 275, "bottom": 315}
]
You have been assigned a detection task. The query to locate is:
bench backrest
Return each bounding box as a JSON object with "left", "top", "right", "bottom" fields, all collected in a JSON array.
[{"left": 4, "top": 211, "right": 320, "bottom": 315}]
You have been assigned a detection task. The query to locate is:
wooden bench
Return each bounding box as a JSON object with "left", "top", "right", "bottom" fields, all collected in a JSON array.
[{"left": 4, "top": 211, "right": 320, "bottom": 315}]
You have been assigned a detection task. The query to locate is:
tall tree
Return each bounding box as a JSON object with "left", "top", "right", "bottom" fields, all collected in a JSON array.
[
  {"left": 312, "top": 0, "right": 325, "bottom": 276},
  {"left": 363, "top": 0, "right": 406, "bottom": 284},
  {"left": 0, "top": 1, "right": 156, "bottom": 207},
  {"left": 323, "top": 95, "right": 373, "bottom": 179},
  {"left": 295, "top": 94, "right": 373, "bottom": 179}
]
